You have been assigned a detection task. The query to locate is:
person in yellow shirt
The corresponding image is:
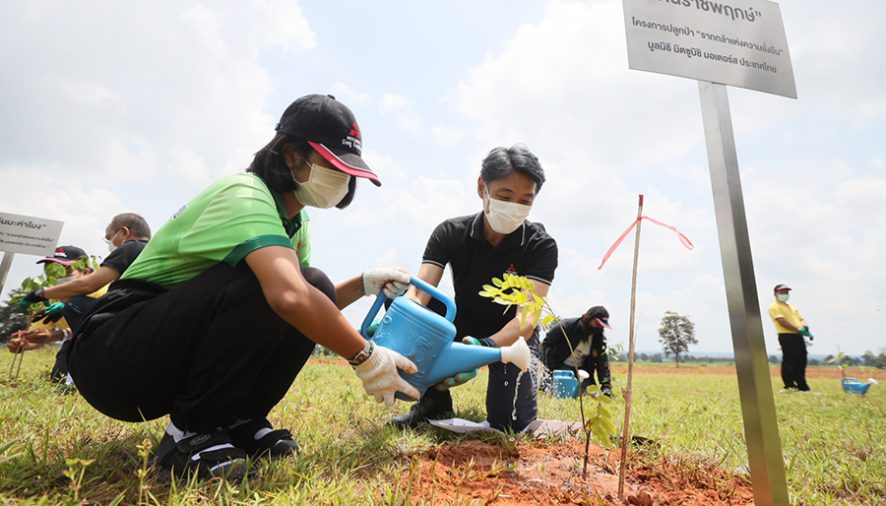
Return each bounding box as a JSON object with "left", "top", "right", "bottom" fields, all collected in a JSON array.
[{"left": 767, "top": 283, "right": 813, "bottom": 391}]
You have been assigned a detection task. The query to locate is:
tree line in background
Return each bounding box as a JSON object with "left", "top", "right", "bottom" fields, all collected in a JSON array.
[{"left": 2, "top": 299, "right": 884, "bottom": 369}]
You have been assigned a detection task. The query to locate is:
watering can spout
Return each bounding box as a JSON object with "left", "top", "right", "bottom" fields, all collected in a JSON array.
[
  {"left": 501, "top": 336, "right": 531, "bottom": 371},
  {"left": 428, "top": 337, "right": 532, "bottom": 383}
]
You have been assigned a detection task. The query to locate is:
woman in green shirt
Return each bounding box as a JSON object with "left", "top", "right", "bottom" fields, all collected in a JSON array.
[{"left": 68, "top": 94, "right": 418, "bottom": 480}]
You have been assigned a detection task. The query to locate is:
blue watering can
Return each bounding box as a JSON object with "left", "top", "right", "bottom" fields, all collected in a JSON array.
[
  {"left": 841, "top": 377, "right": 878, "bottom": 396},
  {"left": 360, "top": 276, "right": 531, "bottom": 400},
  {"left": 552, "top": 370, "right": 579, "bottom": 398}
]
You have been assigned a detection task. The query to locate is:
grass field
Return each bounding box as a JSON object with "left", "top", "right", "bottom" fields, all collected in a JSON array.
[{"left": 0, "top": 347, "right": 883, "bottom": 505}]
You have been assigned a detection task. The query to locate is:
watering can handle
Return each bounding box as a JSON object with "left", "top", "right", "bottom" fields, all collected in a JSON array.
[{"left": 359, "top": 276, "right": 457, "bottom": 339}]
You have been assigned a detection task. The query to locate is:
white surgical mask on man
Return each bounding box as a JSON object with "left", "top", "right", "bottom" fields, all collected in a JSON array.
[
  {"left": 484, "top": 188, "right": 531, "bottom": 234},
  {"left": 103, "top": 230, "right": 121, "bottom": 253},
  {"left": 777, "top": 293, "right": 790, "bottom": 302},
  {"left": 292, "top": 162, "right": 351, "bottom": 209}
]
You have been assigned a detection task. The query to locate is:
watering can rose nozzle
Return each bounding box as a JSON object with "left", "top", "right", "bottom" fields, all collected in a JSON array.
[{"left": 500, "top": 336, "right": 531, "bottom": 372}]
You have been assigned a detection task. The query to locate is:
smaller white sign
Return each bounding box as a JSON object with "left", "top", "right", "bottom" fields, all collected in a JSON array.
[
  {"left": 0, "top": 212, "right": 64, "bottom": 256},
  {"left": 623, "top": 0, "right": 796, "bottom": 98}
]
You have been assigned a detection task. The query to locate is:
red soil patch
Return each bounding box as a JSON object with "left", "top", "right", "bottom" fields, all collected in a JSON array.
[{"left": 397, "top": 439, "right": 754, "bottom": 505}]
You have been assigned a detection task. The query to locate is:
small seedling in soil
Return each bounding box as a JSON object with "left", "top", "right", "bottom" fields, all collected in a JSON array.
[{"left": 479, "top": 273, "right": 618, "bottom": 478}]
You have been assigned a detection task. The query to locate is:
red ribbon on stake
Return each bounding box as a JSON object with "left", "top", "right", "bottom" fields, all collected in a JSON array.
[{"left": 597, "top": 214, "right": 694, "bottom": 270}]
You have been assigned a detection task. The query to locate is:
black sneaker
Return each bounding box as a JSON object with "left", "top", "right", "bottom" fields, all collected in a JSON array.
[
  {"left": 152, "top": 428, "right": 251, "bottom": 481},
  {"left": 229, "top": 418, "right": 300, "bottom": 459},
  {"left": 388, "top": 393, "right": 453, "bottom": 428}
]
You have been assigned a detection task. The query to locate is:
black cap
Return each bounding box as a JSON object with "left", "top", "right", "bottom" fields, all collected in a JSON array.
[
  {"left": 774, "top": 283, "right": 792, "bottom": 292},
  {"left": 36, "top": 245, "right": 88, "bottom": 266},
  {"left": 586, "top": 305, "right": 610, "bottom": 328},
  {"left": 275, "top": 94, "right": 380, "bottom": 186}
]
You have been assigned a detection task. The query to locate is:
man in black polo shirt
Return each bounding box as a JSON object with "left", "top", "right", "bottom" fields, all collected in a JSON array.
[
  {"left": 390, "top": 145, "right": 558, "bottom": 431},
  {"left": 23, "top": 213, "right": 153, "bottom": 331},
  {"left": 19, "top": 213, "right": 152, "bottom": 382}
]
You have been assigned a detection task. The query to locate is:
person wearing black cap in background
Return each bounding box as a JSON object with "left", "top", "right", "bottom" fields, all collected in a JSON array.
[
  {"left": 541, "top": 306, "right": 613, "bottom": 397},
  {"left": 10, "top": 245, "right": 106, "bottom": 384},
  {"left": 66, "top": 94, "right": 419, "bottom": 481},
  {"left": 768, "top": 283, "right": 813, "bottom": 392}
]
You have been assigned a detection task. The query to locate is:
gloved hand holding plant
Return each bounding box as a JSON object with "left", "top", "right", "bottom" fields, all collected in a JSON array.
[{"left": 33, "top": 302, "right": 65, "bottom": 323}]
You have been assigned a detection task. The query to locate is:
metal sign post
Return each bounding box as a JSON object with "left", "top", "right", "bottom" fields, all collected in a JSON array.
[
  {"left": 0, "top": 252, "right": 14, "bottom": 297},
  {"left": 698, "top": 80, "right": 788, "bottom": 505}
]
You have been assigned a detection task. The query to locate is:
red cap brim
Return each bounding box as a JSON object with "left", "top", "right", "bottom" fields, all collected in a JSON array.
[
  {"left": 309, "top": 141, "right": 381, "bottom": 186},
  {"left": 36, "top": 258, "right": 76, "bottom": 267},
  {"left": 594, "top": 317, "right": 611, "bottom": 329}
]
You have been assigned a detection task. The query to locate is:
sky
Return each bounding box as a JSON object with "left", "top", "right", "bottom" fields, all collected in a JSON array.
[{"left": 1, "top": 0, "right": 883, "bottom": 356}]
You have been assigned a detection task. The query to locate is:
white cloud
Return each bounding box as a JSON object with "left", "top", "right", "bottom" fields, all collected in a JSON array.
[
  {"left": 0, "top": 1, "right": 312, "bottom": 186},
  {"left": 253, "top": 0, "right": 317, "bottom": 52},
  {"left": 431, "top": 124, "right": 465, "bottom": 146},
  {"left": 362, "top": 148, "right": 407, "bottom": 180},
  {"left": 330, "top": 82, "right": 371, "bottom": 106},
  {"left": 378, "top": 93, "right": 422, "bottom": 131},
  {"left": 453, "top": 0, "right": 701, "bottom": 169},
  {"left": 168, "top": 147, "right": 213, "bottom": 190},
  {"left": 0, "top": 0, "right": 315, "bottom": 300}
]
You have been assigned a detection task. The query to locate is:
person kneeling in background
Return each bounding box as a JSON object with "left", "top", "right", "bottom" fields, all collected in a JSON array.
[{"left": 541, "top": 305, "right": 612, "bottom": 397}]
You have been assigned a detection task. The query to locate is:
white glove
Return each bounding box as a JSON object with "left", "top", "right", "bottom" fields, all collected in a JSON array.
[
  {"left": 362, "top": 267, "right": 410, "bottom": 298},
  {"left": 353, "top": 344, "right": 420, "bottom": 407},
  {"left": 577, "top": 370, "right": 590, "bottom": 382}
]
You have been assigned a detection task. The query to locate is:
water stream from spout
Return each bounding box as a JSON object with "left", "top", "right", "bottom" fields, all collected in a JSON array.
[{"left": 510, "top": 355, "right": 545, "bottom": 421}]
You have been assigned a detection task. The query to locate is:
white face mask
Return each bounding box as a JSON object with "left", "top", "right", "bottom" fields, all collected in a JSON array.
[
  {"left": 777, "top": 293, "right": 790, "bottom": 302},
  {"left": 484, "top": 188, "right": 531, "bottom": 234},
  {"left": 56, "top": 275, "right": 76, "bottom": 285},
  {"left": 292, "top": 162, "right": 351, "bottom": 209},
  {"left": 103, "top": 230, "right": 121, "bottom": 253}
]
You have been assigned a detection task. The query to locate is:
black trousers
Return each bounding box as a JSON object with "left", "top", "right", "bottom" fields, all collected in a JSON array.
[
  {"left": 420, "top": 336, "right": 539, "bottom": 432},
  {"left": 778, "top": 333, "right": 809, "bottom": 391},
  {"left": 64, "top": 295, "right": 98, "bottom": 333},
  {"left": 68, "top": 263, "right": 334, "bottom": 432},
  {"left": 50, "top": 296, "right": 98, "bottom": 383}
]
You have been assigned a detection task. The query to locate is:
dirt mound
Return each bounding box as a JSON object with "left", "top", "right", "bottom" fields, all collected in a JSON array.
[{"left": 398, "top": 440, "right": 754, "bottom": 505}]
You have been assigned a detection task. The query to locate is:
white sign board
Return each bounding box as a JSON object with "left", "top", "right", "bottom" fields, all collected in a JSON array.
[
  {"left": 623, "top": 0, "right": 796, "bottom": 98},
  {"left": 0, "top": 212, "right": 64, "bottom": 256}
]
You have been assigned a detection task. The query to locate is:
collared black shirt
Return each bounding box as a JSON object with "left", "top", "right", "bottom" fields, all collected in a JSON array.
[
  {"left": 422, "top": 212, "right": 558, "bottom": 339},
  {"left": 101, "top": 239, "right": 149, "bottom": 275},
  {"left": 541, "top": 317, "right": 607, "bottom": 368}
]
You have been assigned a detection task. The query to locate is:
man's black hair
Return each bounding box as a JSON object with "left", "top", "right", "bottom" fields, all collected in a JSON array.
[
  {"left": 480, "top": 144, "right": 546, "bottom": 193},
  {"left": 247, "top": 133, "right": 356, "bottom": 209}
]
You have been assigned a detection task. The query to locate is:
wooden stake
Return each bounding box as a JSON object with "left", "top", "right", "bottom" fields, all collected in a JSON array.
[
  {"left": 8, "top": 331, "right": 25, "bottom": 381},
  {"left": 618, "top": 194, "right": 644, "bottom": 499}
]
